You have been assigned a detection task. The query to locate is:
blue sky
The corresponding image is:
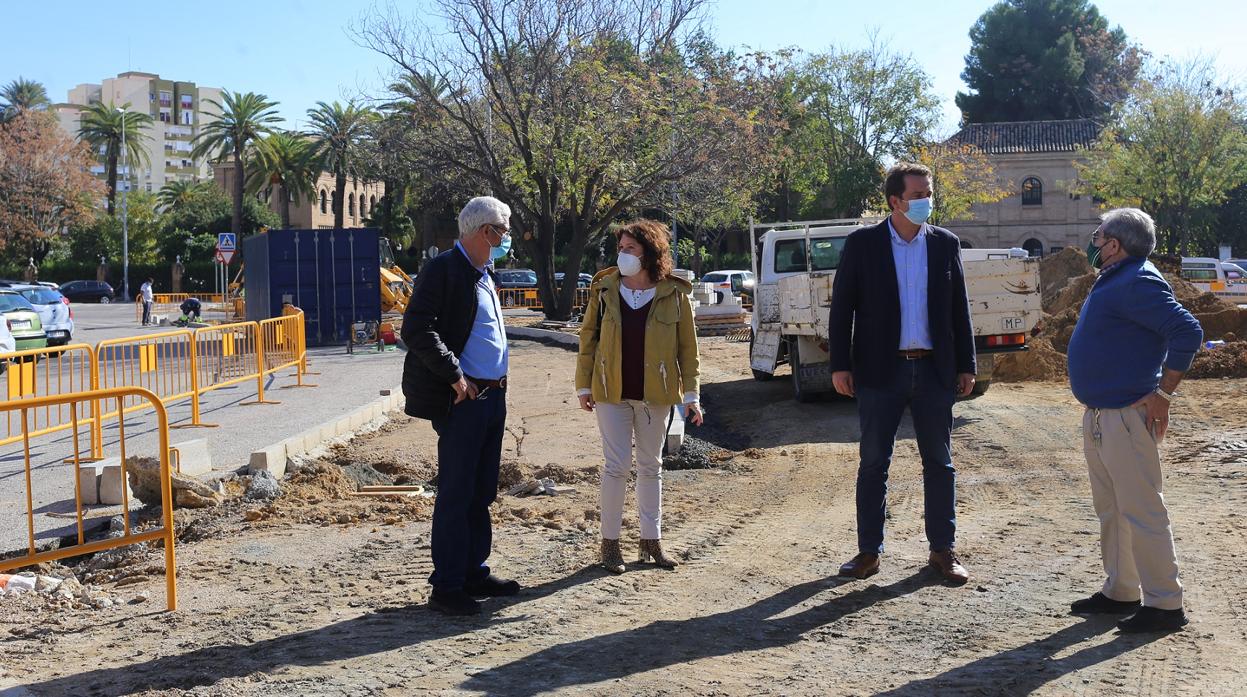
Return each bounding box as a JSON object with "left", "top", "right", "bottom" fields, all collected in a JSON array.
[{"left": 3, "top": 0, "right": 1243, "bottom": 132}]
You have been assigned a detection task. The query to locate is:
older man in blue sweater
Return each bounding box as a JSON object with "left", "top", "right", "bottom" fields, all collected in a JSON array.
[{"left": 1067, "top": 208, "right": 1202, "bottom": 633}]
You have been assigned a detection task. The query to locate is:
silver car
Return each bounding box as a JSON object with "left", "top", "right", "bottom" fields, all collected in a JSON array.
[{"left": 13, "top": 285, "right": 73, "bottom": 345}]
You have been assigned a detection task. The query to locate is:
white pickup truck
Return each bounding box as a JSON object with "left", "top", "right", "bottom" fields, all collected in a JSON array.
[{"left": 748, "top": 218, "right": 1043, "bottom": 401}]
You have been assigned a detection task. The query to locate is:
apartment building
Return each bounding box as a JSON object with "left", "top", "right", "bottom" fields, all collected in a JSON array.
[{"left": 53, "top": 71, "right": 223, "bottom": 195}]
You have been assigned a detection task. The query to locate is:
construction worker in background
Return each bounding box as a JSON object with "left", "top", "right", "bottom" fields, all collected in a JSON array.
[{"left": 177, "top": 297, "right": 202, "bottom": 325}]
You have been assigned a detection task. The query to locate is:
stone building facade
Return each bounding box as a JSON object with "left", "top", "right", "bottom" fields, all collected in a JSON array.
[{"left": 945, "top": 119, "right": 1104, "bottom": 256}]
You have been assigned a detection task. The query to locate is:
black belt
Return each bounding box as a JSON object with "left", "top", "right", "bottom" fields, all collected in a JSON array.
[
  {"left": 466, "top": 375, "right": 507, "bottom": 389},
  {"left": 897, "top": 349, "right": 933, "bottom": 360}
]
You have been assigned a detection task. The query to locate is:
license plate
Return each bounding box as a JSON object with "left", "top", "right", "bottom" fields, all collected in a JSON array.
[
  {"left": 9, "top": 320, "right": 29, "bottom": 330},
  {"left": 1001, "top": 316, "right": 1023, "bottom": 331}
]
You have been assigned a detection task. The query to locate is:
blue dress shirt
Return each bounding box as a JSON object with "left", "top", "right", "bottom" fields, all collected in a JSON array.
[
  {"left": 888, "top": 218, "right": 933, "bottom": 350},
  {"left": 455, "top": 242, "right": 509, "bottom": 380}
]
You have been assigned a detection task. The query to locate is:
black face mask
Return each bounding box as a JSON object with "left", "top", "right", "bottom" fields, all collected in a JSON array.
[{"left": 1087, "top": 238, "right": 1114, "bottom": 269}]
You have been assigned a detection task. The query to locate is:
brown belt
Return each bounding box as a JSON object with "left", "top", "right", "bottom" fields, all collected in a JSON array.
[
  {"left": 467, "top": 375, "right": 508, "bottom": 389},
  {"left": 897, "top": 349, "right": 933, "bottom": 360}
]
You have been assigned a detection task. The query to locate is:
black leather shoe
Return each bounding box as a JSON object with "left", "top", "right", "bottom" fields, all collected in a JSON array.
[
  {"left": 428, "top": 589, "right": 482, "bottom": 616},
  {"left": 1071, "top": 592, "right": 1142, "bottom": 615},
  {"left": 1118, "top": 606, "right": 1188, "bottom": 633},
  {"left": 464, "top": 574, "right": 521, "bottom": 598}
]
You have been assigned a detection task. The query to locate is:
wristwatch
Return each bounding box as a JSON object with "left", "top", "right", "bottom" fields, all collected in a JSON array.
[{"left": 1153, "top": 386, "right": 1176, "bottom": 402}]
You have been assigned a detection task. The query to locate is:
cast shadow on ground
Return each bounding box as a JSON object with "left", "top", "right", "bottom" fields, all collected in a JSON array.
[
  {"left": 461, "top": 570, "right": 935, "bottom": 696},
  {"left": 18, "top": 565, "right": 606, "bottom": 696},
  {"left": 698, "top": 377, "right": 977, "bottom": 452},
  {"left": 871, "top": 617, "right": 1161, "bottom": 696}
]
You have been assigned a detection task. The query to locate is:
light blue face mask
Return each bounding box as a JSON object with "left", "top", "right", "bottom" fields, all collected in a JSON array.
[
  {"left": 902, "top": 197, "right": 933, "bottom": 225},
  {"left": 490, "top": 229, "right": 512, "bottom": 262}
]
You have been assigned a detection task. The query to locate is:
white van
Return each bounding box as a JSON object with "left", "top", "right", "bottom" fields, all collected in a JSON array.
[{"left": 1181, "top": 257, "right": 1247, "bottom": 307}]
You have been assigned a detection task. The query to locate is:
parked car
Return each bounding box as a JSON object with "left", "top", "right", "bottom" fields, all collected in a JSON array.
[
  {"left": 555, "top": 272, "right": 593, "bottom": 288},
  {"left": 13, "top": 285, "right": 73, "bottom": 345},
  {"left": 497, "top": 269, "right": 538, "bottom": 289},
  {"left": 58, "top": 280, "right": 115, "bottom": 303},
  {"left": 701, "top": 269, "right": 755, "bottom": 303},
  {"left": 0, "top": 291, "right": 47, "bottom": 352}
]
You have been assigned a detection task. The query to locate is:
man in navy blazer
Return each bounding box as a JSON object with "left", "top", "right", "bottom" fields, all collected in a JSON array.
[{"left": 828, "top": 162, "right": 976, "bottom": 585}]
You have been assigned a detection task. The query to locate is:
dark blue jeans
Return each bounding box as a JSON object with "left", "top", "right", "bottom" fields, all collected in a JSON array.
[
  {"left": 428, "top": 388, "right": 506, "bottom": 592},
  {"left": 855, "top": 356, "right": 957, "bottom": 554}
]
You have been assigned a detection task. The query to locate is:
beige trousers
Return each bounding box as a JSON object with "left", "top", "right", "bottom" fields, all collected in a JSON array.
[
  {"left": 1083, "top": 406, "right": 1184, "bottom": 610},
  {"left": 596, "top": 400, "right": 670, "bottom": 540}
]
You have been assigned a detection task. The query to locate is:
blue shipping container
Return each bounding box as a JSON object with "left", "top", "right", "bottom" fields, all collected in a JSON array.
[{"left": 243, "top": 228, "right": 381, "bottom": 346}]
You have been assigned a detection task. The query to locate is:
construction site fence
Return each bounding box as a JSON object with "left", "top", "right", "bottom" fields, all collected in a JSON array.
[
  {"left": 0, "top": 387, "right": 178, "bottom": 611},
  {"left": 0, "top": 311, "right": 311, "bottom": 455},
  {"left": 497, "top": 287, "right": 591, "bottom": 311}
]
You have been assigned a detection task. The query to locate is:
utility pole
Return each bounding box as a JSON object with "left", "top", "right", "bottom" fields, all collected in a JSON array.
[{"left": 118, "top": 106, "right": 130, "bottom": 301}]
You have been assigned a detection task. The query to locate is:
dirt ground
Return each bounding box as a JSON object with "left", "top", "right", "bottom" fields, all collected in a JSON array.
[{"left": 1, "top": 337, "right": 1246, "bottom": 696}]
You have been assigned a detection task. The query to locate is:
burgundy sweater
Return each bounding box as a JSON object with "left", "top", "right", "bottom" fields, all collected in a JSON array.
[{"left": 619, "top": 298, "right": 651, "bottom": 401}]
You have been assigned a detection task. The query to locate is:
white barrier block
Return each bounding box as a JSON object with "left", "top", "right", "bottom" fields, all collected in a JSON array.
[
  {"left": 171, "top": 438, "right": 212, "bottom": 476},
  {"left": 99, "top": 460, "right": 133, "bottom": 506},
  {"left": 77, "top": 465, "right": 102, "bottom": 505}
]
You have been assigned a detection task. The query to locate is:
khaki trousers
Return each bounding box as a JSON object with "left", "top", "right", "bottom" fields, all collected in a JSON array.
[
  {"left": 1083, "top": 406, "right": 1183, "bottom": 610},
  {"left": 596, "top": 400, "right": 670, "bottom": 540}
]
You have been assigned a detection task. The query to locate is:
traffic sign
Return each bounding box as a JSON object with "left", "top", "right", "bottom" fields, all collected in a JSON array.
[
  {"left": 215, "top": 249, "right": 235, "bottom": 265},
  {"left": 217, "top": 233, "right": 236, "bottom": 252}
]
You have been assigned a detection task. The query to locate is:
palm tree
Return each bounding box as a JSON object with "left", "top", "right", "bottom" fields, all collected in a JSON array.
[
  {"left": 246, "top": 131, "right": 319, "bottom": 229},
  {"left": 192, "top": 90, "right": 282, "bottom": 237},
  {"left": 0, "top": 77, "right": 50, "bottom": 123},
  {"left": 306, "top": 101, "right": 375, "bottom": 230},
  {"left": 77, "top": 101, "right": 153, "bottom": 215},
  {"left": 157, "top": 180, "right": 210, "bottom": 211}
]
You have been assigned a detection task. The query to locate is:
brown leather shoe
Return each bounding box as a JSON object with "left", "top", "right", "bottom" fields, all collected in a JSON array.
[
  {"left": 929, "top": 550, "right": 969, "bottom": 585},
  {"left": 838, "top": 552, "right": 880, "bottom": 579}
]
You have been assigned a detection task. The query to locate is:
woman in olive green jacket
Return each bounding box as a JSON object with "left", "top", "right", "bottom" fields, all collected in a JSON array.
[{"left": 576, "top": 219, "right": 702, "bottom": 573}]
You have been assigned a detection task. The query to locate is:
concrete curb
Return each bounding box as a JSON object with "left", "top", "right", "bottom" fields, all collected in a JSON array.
[
  {"left": 248, "top": 384, "right": 405, "bottom": 478},
  {"left": 507, "top": 326, "right": 580, "bottom": 349}
]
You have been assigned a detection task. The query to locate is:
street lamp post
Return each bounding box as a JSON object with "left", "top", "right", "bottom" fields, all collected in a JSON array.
[{"left": 118, "top": 107, "right": 130, "bottom": 302}]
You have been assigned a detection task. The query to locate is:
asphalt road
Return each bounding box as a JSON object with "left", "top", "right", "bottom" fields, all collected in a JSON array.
[{"left": 0, "top": 302, "right": 406, "bottom": 557}]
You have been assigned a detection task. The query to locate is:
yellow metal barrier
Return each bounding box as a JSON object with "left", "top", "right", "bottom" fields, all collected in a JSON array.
[
  {"left": 95, "top": 330, "right": 198, "bottom": 432},
  {"left": 259, "top": 313, "right": 315, "bottom": 388},
  {"left": 0, "top": 344, "right": 98, "bottom": 450},
  {"left": 497, "top": 287, "right": 591, "bottom": 311},
  {"left": 193, "top": 321, "right": 279, "bottom": 406},
  {"left": 1, "top": 312, "right": 309, "bottom": 438},
  {"left": 0, "top": 387, "right": 177, "bottom": 611}
]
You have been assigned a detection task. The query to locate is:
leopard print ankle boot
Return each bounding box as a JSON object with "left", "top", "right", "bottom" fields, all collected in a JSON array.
[
  {"left": 638, "top": 539, "right": 679, "bottom": 569},
  {"left": 600, "top": 538, "right": 625, "bottom": 574}
]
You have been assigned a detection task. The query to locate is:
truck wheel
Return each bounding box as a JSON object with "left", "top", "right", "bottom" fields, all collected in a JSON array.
[
  {"left": 968, "top": 354, "right": 994, "bottom": 397},
  {"left": 749, "top": 330, "right": 774, "bottom": 381},
  {"left": 790, "top": 339, "right": 815, "bottom": 403}
]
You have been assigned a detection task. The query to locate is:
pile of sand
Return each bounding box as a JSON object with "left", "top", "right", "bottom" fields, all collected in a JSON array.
[
  {"left": 993, "top": 338, "right": 1068, "bottom": 382},
  {"left": 1189, "top": 338, "right": 1247, "bottom": 379},
  {"left": 994, "top": 249, "right": 1247, "bottom": 382},
  {"left": 1039, "top": 247, "right": 1093, "bottom": 309}
]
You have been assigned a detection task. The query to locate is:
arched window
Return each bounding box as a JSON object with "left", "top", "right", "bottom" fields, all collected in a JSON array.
[
  {"left": 369, "top": 195, "right": 376, "bottom": 216},
  {"left": 1021, "top": 177, "right": 1043, "bottom": 206},
  {"left": 319, "top": 189, "right": 328, "bottom": 214},
  {"left": 1022, "top": 238, "right": 1044, "bottom": 257},
  {"left": 348, "top": 193, "right": 356, "bottom": 218}
]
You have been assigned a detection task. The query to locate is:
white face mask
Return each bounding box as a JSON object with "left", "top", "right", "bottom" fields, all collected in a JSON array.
[{"left": 617, "top": 252, "right": 643, "bottom": 277}]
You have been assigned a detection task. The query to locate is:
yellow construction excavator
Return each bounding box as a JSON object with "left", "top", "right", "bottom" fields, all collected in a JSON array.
[{"left": 378, "top": 236, "right": 414, "bottom": 314}]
